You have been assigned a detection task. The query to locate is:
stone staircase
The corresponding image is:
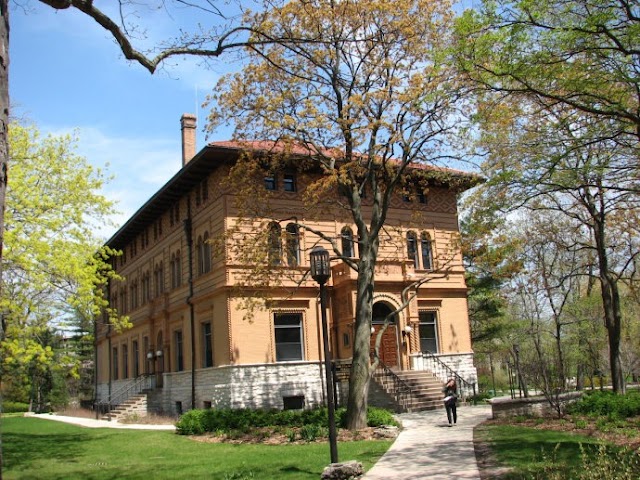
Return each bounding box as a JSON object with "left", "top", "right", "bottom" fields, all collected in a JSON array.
[
  {"left": 101, "top": 393, "right": 149, "bottom": 421},
  {"left": 372, "top": 369, "right": 445, "bottom": 413}
]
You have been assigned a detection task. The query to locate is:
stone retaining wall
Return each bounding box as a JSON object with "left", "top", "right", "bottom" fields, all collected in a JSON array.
[{"left": 488, "top": 392, "right": 583, "bottom": 419}]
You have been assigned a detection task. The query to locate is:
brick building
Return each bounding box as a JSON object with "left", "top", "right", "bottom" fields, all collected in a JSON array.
[{"left": 95, "top": 114, "right": 479, "bottom": 416}]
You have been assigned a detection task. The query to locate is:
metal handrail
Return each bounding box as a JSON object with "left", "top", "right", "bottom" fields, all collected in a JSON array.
[
  {"left": 421, "top": 351, "right": 477, "bottom": 401},
  {"left": 374, "top": 359, "right": 418, "bottom": 411},
  {"left": 95, "top": 374, "right": 155, "bottom": 419}
]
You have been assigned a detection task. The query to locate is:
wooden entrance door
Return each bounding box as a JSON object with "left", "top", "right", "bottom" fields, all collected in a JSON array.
[{"left": 370, "top": 302, "right": 399, "bottom": 368}]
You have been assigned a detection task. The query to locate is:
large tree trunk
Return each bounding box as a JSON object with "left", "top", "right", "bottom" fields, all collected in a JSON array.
[
  {"left": 601, "top": 272, "right": 625, "bottom": 394},
  {"left": 345, "top": 247, "right": 376, "bottom": 430},
  {"left": 592, "top": 207, "right": 625, "bottom": 394}
]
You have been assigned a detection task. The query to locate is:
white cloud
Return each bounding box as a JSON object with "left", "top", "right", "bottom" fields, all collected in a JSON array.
[{"left": 44, "top": 124, "right": 182, "bottom": 240}]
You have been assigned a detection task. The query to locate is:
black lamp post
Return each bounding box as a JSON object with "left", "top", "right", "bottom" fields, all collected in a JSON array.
[{"left": 309, "top": 246, "right": 338, "bottom": 464}]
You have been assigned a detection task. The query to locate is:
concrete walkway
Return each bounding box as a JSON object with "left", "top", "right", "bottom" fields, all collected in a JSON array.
[
  {"left": 31, "top": 405, "right": 492, "bottom": 479},
  {"left": 29, "top": 413, "right": 176, "bottom": 430},
  {"left": 362, "top": 405, "right": 492, "bottom": 480}
]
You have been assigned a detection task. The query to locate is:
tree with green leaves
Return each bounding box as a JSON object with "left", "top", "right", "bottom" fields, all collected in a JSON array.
[
  {"left": 206, "top": 0, "right": 475, "bottom": 429},
  {"left": 0, "top": 122, "right": 125, "bottom": 410},
  {"left": 454, "top": 0, "right": 639, "bottom": 394}
]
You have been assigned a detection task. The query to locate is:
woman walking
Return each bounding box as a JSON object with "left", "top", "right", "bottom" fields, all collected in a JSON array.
[{"left": 443, "top": 377, "right": 458, "bottom": 426}]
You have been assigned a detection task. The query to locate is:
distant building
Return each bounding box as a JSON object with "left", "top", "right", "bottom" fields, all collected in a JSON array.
[{"left": 95, "top": 114, "right": 478, "bottom": 415}]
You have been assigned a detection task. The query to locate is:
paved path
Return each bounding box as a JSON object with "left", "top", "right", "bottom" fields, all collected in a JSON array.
[
  {"left": 362, "top": 405, "right": 492, "bottom": 480},
  {"left": 32, "top": 405, "right": 492, "bottom": 479},
  {"left": 29, "top": 413, "right": 176, "bottom": 430}
]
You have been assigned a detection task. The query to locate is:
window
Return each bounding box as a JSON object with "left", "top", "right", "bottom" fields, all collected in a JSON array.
[
  {"left": 264, "top": 174, "right": 277, "bottom": 190},
  {"left": 130, "top": 281, "right": 138, "bottom": 310},
  {"left": 122, "top": 344, "right": 129, "bottom": 379},
  {"left": 418, "top": 191, "right": 427, "bottom": 204},
  {"left": 407, "top": 231, "right": 419, "bottom": 268},
  {"left": 170, "top": 202, "right": 180, "bottom": 226},
  {"left": 171, "top": 251, "right": 182, "bottom": 289},
  {"left": 283, "top": 173, "right": 296, "bottom": 192},
  {"left": 132, "top": 340, "right": 140, "bottom": 377},
  {"left": 154, "top": 262, "right": 164, "bottom": 297},
  {"left": 283, "top": 395, "right": 305, "bottom": 410},
  {"left": 419, "top": 311, "right": 438, "bottom": 353},
  {"left": 268, "top": 222, "right": 282, "bottom": 265},
  {"left": 112, "top": 347, "right": 119, "bottom": 380},
  {"left": 341, "top": 227, "right": 355, "bottom": 258},
  {"left": 197, "top": 232, "right": 212, "bottom": 275},
  {"left": 202, "top": 322, "right": 213, "bottom": 368},
  {"left": 195, "top": 179, "right": 209, "bottom": 206},
  {"left": 274, "top": 313, "right": 303, "bottom": 361},
  {"left": 285, "top": 223, "right": 300, "bottom": 266},
  {"left": 141, "top": 271, "right": 151, "bottom": 303},
  {"left": 119, "top": 289, "right": 127, "bottom": 314},
  {"left": 201, "top": 178, "right": 209, "bottom": 202},
  {"left": 421, "top": 232, "right": 433, "bottom": 270},
  {"left": 175, "top": 330, "right": 184, "bottom": 372}
]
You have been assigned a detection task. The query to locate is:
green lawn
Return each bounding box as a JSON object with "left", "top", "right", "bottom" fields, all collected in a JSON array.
[
  {"left": 480, "top": 423, "right": 640, "bottom": 479},
  {"left": 2, "top": 417, "right": 392, "bottom": 480}
]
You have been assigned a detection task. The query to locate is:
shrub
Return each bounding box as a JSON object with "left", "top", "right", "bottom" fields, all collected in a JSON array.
[
  {"left": 175, "top": 409, "right": 207, "bottom": 435},
  {"left": 2, "top": 401, "right": 29, "bottom": 413},
  {"left": 366, "top": 407, "right": 399, "bottom": 427},
  {"left": 567, "top": 391, "right": 640, "bottom": 419},
  {"left": 175, "top": 405, "right": 398, "bottom": 435}
]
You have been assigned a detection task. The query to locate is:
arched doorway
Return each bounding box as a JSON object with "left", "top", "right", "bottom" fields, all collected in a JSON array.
[{"left": 370, "top": 302, "right": 399, "bottom": 368}]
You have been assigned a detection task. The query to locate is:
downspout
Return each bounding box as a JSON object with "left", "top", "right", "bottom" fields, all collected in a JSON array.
[{"left": 183, "top": 199, "right": 196, "bottom": 410}]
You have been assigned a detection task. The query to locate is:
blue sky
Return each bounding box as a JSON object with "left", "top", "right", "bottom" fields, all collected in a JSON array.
[{"left": 10, "top": 2, "right": 236, "bottom": 238}]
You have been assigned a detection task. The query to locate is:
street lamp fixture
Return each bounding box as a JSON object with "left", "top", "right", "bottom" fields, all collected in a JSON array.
[{"left": 309, "top": 246, "right": 338, "bottom": 464}]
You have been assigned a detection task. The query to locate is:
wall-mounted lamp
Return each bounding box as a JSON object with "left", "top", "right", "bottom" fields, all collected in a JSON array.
[
  {"left": 371, "top": 326, "right": 375, "bottom": 334},
  {"left": 156, "top": 349, "right": 163, "bottom": 358},
  {"left": 147, "top": 351, "right": 154, "bottom": 360},
  {"left": 403, "top": 325, "right": 413, "bottom": 335}
]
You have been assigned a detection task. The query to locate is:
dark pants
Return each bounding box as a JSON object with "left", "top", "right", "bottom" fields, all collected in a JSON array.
[{"left": 445, "top": 402, "right": 457, "bottom": 424}]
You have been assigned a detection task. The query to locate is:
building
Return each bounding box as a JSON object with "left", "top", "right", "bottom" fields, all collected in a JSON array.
[{"left": 95, "top": 114, "right": 479, "bottom": 416}]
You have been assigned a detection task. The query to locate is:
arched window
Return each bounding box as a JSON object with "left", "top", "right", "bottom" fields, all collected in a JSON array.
[
  {"left": 154, "top": 262, "right": 164, "bottom": 296},
  {"left": 197, "top": 233, "right": 212, "bottom": 275},
  {"left": 285, "top": 223, "right": 300, "bottom": 266},
  {"left": 341, "top": 227, "right": 355, "bottom": 258},
  {"left": 421, "top": 232, "right": 433, "bottom": 270},
  {"left": 170, "top": 251, "right": 182, "bottom": 289},
  {"left": 268, "top": 222, "right": 282, "bottom": 265},
  {"left": 406, "top": 231, "right": 419, "bottom": 268}
]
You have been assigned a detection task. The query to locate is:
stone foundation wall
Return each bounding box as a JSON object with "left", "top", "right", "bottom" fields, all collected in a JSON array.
[{"left": 159, "top": 361, "right": 327, "bottom": 415}]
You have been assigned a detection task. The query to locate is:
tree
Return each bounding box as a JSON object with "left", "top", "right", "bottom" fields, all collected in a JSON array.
[
  {"left": 465, "top": 97, "right": 639, "bottom": 393},
  {"left": 454, "top": 1, "right": 639, "bottom": 395},
  {"left": 455, "top": 0, "right": 640, "bottom": 144},
  {"left": 0, "top": 122, "right": 125, "bottom": 410},
  {"left": 206, "top": 0, "right": 474, "bottom": 429}
]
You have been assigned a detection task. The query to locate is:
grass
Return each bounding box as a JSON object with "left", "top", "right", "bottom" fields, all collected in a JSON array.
[
  {"left": 2, "top": 417, "right": 392, "bottom": 480},
  {"left": 478, "top": 422, "right": 640, "bottom": 479}
]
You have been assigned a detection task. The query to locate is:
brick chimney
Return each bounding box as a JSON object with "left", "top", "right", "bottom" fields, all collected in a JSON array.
[{"left": 180, "top": 113, "right": 197, "bottom": 166}]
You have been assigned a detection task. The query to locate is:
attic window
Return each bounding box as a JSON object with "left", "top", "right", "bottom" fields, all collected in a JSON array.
[
  {"left": 283, "top": 173, "right": 296, "bottom": 192},
  {"left": 265, "top": 174, "right": 277, "bottom": 191}
]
